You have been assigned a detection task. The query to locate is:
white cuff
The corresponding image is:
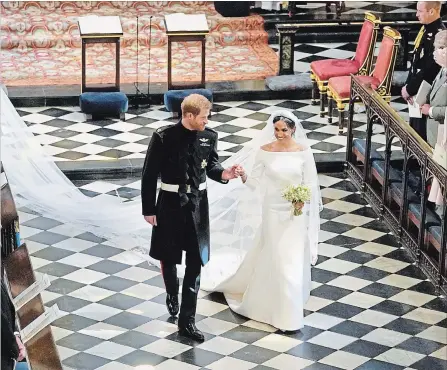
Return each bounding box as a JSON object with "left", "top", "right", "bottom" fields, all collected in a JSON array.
[{"left": 429, "top": 107, "right": 434, "bottom": 118}]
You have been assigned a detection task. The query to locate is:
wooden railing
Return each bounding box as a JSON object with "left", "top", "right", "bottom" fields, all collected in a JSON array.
[{"left": 346, "top": 76, "right": 446, "bottom": 295}]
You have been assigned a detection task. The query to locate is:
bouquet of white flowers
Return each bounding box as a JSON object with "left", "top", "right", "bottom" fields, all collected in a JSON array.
[{"left": 282, "top": 184, "right": 311, "bottom": 216}]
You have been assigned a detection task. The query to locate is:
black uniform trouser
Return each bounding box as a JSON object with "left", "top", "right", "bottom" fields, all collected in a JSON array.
[
  {"left": 407, "top": 116, "right": 427, "bottom": 192},
  {"left": 160, "top": 208, "right": 202, "bottom": 326},
  {"left": 409, "top": 116, "right": 427, "bottom": 143},
  {"left": 161, "top": 253, "right": 201, "bottom": 326}
]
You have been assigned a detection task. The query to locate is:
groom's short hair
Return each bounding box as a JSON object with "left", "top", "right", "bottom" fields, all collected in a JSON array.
[{"left": 181, "top": 94, "right": 212, "bottom": 117}]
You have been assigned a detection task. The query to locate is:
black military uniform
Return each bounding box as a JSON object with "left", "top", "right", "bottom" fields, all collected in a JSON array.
[
  {"left": 1, "top": 278, "right": 19, "bottom": 370},
  {"left": 406, "top": 18, "right": 446, "bottom": 141},
  {"left": 141, "top": 121, "right": 227, "bottom": 340}
]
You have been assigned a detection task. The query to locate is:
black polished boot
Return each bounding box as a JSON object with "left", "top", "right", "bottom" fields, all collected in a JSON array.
[
  {"left": 166, "top": 293, "right": 179, "bottom": 317},
  {"left": 165, "top": 276, "right": 179, "bottom": 316},
  {"left": 160, "top": 261, "right": 180, "bottom": 317},
  {"left": 178, "top": 321, "right": 205, "bottom": 342},
  {"left": 177, "top": 250, "right": 203, "bottom": 340}
]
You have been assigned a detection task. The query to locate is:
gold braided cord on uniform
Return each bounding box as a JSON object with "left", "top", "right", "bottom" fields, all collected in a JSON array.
[{"left": 414, "top": 26, "right": 425, "bottom": 51}]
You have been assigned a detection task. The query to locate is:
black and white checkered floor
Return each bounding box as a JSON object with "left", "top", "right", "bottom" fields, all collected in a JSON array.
[
  {"left": 20, "top": 173, "right": 446, "bottom": 370},
  {"left": 18, "top": 97, "right": 409, "bottom": 163},
  {"left": 327, "top": 1, "right": 418, "bottom": 15},
  {"left": 262, "top": 1, "right": 418, "bottom": 16},
  {"left": 11, "top": 2, "right": 446, "bottom": 367}
]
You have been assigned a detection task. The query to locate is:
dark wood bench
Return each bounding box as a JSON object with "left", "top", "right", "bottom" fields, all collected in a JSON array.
[{"left": 351, "top": 139, "right": 442, "bottom": 251}]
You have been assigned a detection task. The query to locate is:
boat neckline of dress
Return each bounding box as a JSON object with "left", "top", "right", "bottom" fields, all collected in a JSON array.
[{"left": 260, "top": 148, "right": 307, "bottom": 153}]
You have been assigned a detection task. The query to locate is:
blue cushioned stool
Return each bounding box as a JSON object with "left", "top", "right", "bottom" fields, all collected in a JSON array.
[
  {"left": 80, "top": 92, "right": 128, "bottom": 121},
  {"left": 164, "top": 89, "right": 213, "bottom": 116}
]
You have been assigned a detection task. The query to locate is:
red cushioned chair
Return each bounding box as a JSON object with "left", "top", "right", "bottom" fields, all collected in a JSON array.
[
  {"left": 327, "top": 26, "right": 401, "bottom": 134},
  {"left": 310, "top": 12, "right": 380, "bottom": 118}
]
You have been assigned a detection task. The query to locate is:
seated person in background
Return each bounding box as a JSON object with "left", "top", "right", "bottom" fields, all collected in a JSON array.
[
  {"left": 1, "top": 266, "right": 28, "bottom": 370},
  {"left": 421, "top": 29, "right": 447, "bottom": 147}
]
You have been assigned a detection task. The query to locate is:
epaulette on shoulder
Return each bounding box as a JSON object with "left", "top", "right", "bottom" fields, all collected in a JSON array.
[
  {"left": 155, "top": 125, "right": 174, "bottom": 136},
  {"left": 204, "top": 126, "right": 218, "bottom": 136}
]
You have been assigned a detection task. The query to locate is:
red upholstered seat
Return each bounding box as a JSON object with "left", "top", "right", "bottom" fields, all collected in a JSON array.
[
  {"left": 310, "top": 59, "right": 360, "bottom": 81},
  {"left": 311, "top": 20, "right": 374, "bottom": 81},
  {"left": 329, "top": 32, "right": 395, "bottom": 99},
  {"left": 355, "top": 21, "right": 375, "bottom": 68},
  {"left": 328, "top": 76, "right": 380, "bottom": 99},
  {"left": 371, "top": 35, "right": 394, "bottom": 84}
]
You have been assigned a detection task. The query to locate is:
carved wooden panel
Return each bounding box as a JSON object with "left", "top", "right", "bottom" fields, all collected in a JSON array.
[
  {"left": 427, "top": 160, "right": 447, "bottom": 183},
  {"left": 408, "top": 138, "right": 426, "bottom": 160},
  {"left": 401, "top": 231, "right": 417, "bottom": 259},
  {"left": 351, "top": 79, "right": 372, "bottom": 105},
  {"left": 389, "top": 117, "right": 407, "bottom": 141},
  {"left": 383, "top": 209, "right": 399, "bottom": 235},
  {"left": 420, "top": 251, "right": 438, "bottom": 283}
]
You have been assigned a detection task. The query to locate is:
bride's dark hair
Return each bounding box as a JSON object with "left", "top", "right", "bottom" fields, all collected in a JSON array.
[{"left": 272, "top": 115, "right": 296, "bottom": 130}]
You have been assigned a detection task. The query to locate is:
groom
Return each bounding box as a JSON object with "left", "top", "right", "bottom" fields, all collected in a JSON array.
[{"left": 141, "top": 94, "right": 241, "bottom": 341}]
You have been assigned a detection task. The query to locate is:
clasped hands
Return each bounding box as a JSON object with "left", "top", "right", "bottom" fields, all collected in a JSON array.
[
  {"left": 145, "top": 165, "right": 247, "bottom": 227},
  {"left": 222, "top": 164, "right": 246, "bottom": 181}
]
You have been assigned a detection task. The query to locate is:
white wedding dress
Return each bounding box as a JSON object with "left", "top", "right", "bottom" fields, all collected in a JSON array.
[
  {"left": 2, "top": 93, "right": 321, "bottom": 331},
  {"left": 202, "top": 148, "right": 319, "bottom": 331}
]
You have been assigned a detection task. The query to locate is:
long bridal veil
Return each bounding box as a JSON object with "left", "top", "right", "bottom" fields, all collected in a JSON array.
[
  {"left": 202, "top": 110, "right": 323, "bottom": 289},
  {"left": 1, "top": 89, "right": 322, "bottom": 281}
]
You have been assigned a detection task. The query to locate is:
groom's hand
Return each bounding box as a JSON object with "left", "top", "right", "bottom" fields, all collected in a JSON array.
[
  {"left": 222, "top": 164, "right": 240, "bottom": 180},
  {"left": 144, "top": 215, "right": 157, "bottom": 226}
]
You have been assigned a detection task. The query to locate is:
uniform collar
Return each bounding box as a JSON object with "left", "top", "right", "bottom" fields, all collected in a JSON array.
[
  {"left": 177, "top": 120, "right": 197, "bottom": 137},
  {"left": 425, "top": 17, "right": 443, "bottom": 31}
]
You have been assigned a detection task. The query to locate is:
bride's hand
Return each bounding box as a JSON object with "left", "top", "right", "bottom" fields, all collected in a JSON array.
[
  {"left": 293, "top": 201, "right": 304, "bottom": 212},
  {"left": 237, "top": 167, "right": 247, "bottom": 183}
]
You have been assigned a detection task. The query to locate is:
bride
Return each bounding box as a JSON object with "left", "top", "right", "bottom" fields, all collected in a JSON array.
[
  {"left": 201, "top": 110, "right": 322, "bottom": 332},
  {"left": 1, "top": 89, "right": 322, "bottom": 331}
]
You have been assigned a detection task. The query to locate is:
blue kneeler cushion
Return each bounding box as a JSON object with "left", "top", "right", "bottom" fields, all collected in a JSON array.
[
  {"left": 80, "top": 92, "right": 128, "bottom": 120},
  {"left": 164, "top": 89, "right": 213, "bottom": 115}
]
